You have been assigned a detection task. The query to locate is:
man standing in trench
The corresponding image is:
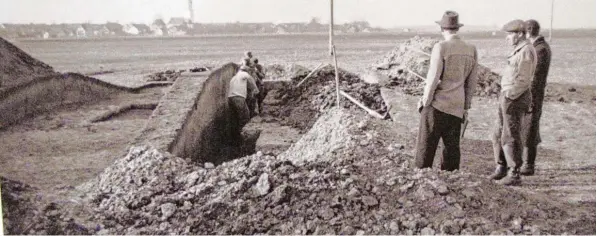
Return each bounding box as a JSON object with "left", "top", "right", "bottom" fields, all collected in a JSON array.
[
  {"left": 414, "top": 11, "right": 478, "bottom": 171},
  {"left": 228, "top": 65, "right": 259, "bottom": 145},
  {"left": 251, "top": 58, "right": 267, "bottom": 114},
  {"left": 489, "top": 20, "right": 537, "bottom": 185},
  {"left": 519, "top": 19, "right": 552, "bottom": 176}
]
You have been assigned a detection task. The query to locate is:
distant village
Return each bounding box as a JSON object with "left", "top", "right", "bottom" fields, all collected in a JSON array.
[{"left": 0, "top": 18, "right": 386, "bottom": 39}]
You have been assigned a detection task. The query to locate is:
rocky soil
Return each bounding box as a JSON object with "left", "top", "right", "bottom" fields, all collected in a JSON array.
[
  {"left": 14, "top": 108, "right": 586, "bottom": 235},
  {"left": 263, "top": 64, "right": 387, "bottom": 132}
]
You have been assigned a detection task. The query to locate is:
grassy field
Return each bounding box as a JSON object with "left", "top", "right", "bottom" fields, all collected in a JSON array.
[{"left": 11, "top": 32, "right": 596, "bottom": 86}]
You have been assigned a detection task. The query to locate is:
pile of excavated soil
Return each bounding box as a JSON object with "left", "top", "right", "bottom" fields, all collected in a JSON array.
[
  {"left": 70, "top": 108, "right": 593, "bottom": 235},
  {"left": 374, "top": 36, "right": 502, "bottom": 97},
  {"left": 0, "top": 37, "right": 56, "bottom": 91},
  {"left": 263, "top": 65, "right": 387, "bottom": 132}
]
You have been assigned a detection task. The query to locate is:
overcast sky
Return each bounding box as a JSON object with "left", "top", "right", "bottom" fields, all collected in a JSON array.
[{"left": 0, "top": 0, "right": 594, "bottom": 29}]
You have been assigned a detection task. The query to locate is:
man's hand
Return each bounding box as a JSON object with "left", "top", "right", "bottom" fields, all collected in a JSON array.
[
  {"left": 527, "top": 103, "right": 534, "bottom": 113},
  {"left": 417, "top": 99, "right": 424, "bottom": 113},
  {"left": 462, "top": 110, "right": 468, "bottom": 123}
]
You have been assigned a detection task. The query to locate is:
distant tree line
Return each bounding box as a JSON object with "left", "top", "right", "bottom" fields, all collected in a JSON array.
[{"left": 0, "top": 19, "right": 386, "bottom": 39}]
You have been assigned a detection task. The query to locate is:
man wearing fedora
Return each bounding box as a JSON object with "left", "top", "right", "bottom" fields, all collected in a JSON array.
[
  {"left": 414, "top": 11, "right": 478, "bottom": 171},
  {"left": 489, "top": 19, "right": 537, "bottom": 185}
]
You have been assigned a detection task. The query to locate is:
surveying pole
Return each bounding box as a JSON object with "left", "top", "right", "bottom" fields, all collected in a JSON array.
[{"left": 549, "top": 0, "right": 554, "bottom": 42}]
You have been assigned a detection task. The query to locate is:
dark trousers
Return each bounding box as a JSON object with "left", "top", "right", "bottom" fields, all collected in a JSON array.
[
  {"left": 491, "top": 91, "right": 531, "bottom": 169},
  {"left": 415, "top": 106, "right": 463, "bottom": 171},
  {"left": 229, "top": 96, "right": 250, "bottom": 145}
]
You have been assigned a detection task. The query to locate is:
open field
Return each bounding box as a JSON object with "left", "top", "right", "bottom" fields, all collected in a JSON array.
[{"left": 12, "top": 32, "right": 596, "bottom": 85}]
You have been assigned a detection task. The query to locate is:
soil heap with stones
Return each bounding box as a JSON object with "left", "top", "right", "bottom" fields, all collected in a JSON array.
[
  {"left": 0, "top": 37, "right": 56, "bottom": 92},
  {"left": 373, "top": 36, "right": 502, "bottom": 97},
  {"left": 263, "top": 64, "right": 387, "bottom": 132},
  {"left": 57, "top": 108, "right": 595, "bottom": 235}
]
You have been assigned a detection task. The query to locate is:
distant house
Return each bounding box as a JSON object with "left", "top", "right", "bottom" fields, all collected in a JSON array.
[
  {"left": 0, "top": 24, "right": 5, "bottom": 29},
  {"left": 403, "top": 28, "right": 411, "bottom": 33},
  {"left": 48, "top": 27, "right": 68, "bottom": 38},
  {"left": 132, "top": 24, "right": 150, "bottom": 35},
  {"left": 75, "top": 25, "right": 86, "bottom": 37},
  {"left": 276, "top": 23, "right": 305, "bottom": 34},
  {"left": 344, "top": 24, "right": 359, "bottom": 33},
  {"left": 151, "top": 19, "right": 167, "bottom": 36},
  {"left": 43, "top": 31, "right": 50, "bottom": 39},
  {"left": 275, "top": 25, "right": 288, "bottom": 34},
  {"left": 123, "top": 24, "right": 140, "bottom": 35},
  {"left": 105, "top": 22, "right": 124, "bottom": 35},
  {"left": 168, "top": 17, "right": 191, "bottom": 28}
]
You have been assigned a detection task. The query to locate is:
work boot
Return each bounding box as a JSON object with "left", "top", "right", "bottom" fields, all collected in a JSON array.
[
  {"left": 520, "top": 165, "right": 535, "bottom": 176},
  {"left": 497, "top": 169, "right": 521, "bottom": 186},
  {"left": 521, "top": 146, "right": 537, "bottom": 176},
  {"left": 489, "top": 165, "right": 508, "bottom": 180}
]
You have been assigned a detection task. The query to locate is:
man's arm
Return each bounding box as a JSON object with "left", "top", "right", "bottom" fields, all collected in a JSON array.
[
  {"left": 422, "top": 43, "right": 444, "bottom": 107},
  {"left": 519, "top": 47, "right": 536, "bottom": 87},
  {"left": 246, "top": 74, "right": 260, "bottom": 96},
  {"left": 464, "top": 47, "right": 479, "bottom": 111}
]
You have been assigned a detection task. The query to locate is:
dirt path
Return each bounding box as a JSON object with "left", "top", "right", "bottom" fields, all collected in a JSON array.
[
  {"left": 380, "top": 88, "right": 596, "bottom": 208},
  {"left": 0, "top": 87, "right": 165, "bottom": 204}
]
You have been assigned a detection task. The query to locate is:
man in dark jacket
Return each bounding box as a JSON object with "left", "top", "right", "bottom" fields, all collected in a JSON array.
[{"left": 520, "top": 19, "right": 552, "bottom": 176}]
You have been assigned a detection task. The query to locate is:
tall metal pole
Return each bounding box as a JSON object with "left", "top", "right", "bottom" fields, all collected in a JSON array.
[
  {"left": 329, "top": 0, "right": 334, "bottom": 56},
  {"left": 549, "top": 0, "right": 554, "bottom": 42}
]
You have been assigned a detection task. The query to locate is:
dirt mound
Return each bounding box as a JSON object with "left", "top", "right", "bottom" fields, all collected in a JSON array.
[
  {"left": 0, "top": 37, "right": 55, "bottom": 91},
  {"left": 71, "top": 108, "right": 592, "bottom": 235},
  {"left": 374, "top": 36, "right": 501, "bottom": 97},
  {"left": 263, "top": 65, "right": 387, "bottom": 132}
]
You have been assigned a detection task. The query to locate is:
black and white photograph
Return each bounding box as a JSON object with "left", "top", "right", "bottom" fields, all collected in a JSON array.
[{"left": 0, "top": 0, "right": 595, "bottom": 234}]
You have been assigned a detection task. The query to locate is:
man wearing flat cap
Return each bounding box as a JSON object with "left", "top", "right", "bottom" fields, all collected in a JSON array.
[
  {"left": 489, "top": 19, "right": 537, "bottom": 185},
  {"left": 520, "top": 19, "right": 552, "bottom": 176},
  {"left": 414, "top": 11, "right": 478, "bottom": 171}
]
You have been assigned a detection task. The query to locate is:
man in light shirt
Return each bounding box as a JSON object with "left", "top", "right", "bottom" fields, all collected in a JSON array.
[
  {"left": 228, "top": 65, "right": 259, "bottom": 143},
  {"left": 489, "top": 19, "right": 537, "bottom": 186},
  {"left": 414, "top": 11, "right": 478, "bottom": 171}
]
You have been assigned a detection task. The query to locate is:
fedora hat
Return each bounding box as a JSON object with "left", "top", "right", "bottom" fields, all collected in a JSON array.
[{"left": 435, "top": 11, "right": 464, "bottom": 29}]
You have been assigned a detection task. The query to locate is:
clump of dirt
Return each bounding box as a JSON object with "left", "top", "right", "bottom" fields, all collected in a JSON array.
[
  {"left": 264, "top": 64, "right": 311, "bottom": 81},
  {"left": 145, "top": 69, "right": 185, "bottom": 82},
  {"left": 373, "top": 36, "right": 502, "bottom": 97},
  {"left": 67, "top": 108, "right": 594, "bottom": 235},
  {"left": 1, "top": 176, "right": 90, "bottom": 235},
  {"left": 0, "top": 37, "right": 56, "bottom": 91},
  {"left": 263, "top": 65, "right": 387, "bottom": 132}
]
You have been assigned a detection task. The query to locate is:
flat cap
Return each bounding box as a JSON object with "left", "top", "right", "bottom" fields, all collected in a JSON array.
[{"left": 501, "top": 19, "right": 526, "bottom": 32}]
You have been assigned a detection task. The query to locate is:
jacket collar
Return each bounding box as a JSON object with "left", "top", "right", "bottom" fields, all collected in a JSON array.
[
  {"left": 531, "top": 35, "right": 546, "bottom": 46},
  {"left": 445, "top": 34, "right": 460, "bottom": 41},
  {"left": 509, "top": 39, "right": 530, "bottom": 57}
]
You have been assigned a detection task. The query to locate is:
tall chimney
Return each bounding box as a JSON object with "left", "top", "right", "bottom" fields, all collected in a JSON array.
[{"left": 188, "top": 0, "right": 194, "bottom": 23}]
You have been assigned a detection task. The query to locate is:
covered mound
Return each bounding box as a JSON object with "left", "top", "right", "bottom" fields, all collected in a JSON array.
[
  {"left": 0, "top": 37, "right": 56, "bottom": 92},
  {"left": 263, "top": 65, "right": 387, "bottom": 132},
  {"left": 374, "top": 36, "right": 502, "bottom": 97},
  {"left": 76, "top": 108, "right": 592, "bottom": 235}
]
